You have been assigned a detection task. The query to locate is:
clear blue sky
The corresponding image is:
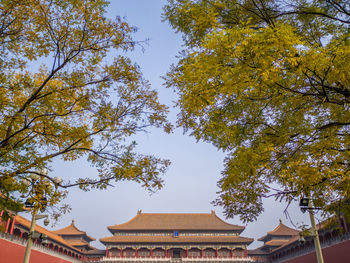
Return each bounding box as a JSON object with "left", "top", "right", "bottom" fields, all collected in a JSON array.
[{"left": 22, "top": 0, "right": 313, "bottom": 249}]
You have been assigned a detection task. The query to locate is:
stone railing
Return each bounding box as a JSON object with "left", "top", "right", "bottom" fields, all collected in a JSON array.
[{"left": 0, "top": 231, "right": 81, "bottom": 263}]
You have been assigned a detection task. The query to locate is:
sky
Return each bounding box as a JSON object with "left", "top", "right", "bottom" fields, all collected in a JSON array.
[{"left": 21, "top": 0, "right": 313, "bottom": 249}]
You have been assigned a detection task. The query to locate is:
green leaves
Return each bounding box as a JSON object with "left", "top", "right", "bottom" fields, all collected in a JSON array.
[{"left": 164, "top": 0, "right": 350, "bottom": 222}]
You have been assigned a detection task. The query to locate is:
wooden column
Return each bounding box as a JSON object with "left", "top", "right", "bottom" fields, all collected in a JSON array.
[
  {"left": 201, "top": 248, "right": 203, "bottom": 258},
  {"left": 186, "top": 248, "right": 188, "bottom": 258},
  {"left": 0, "top": 210, "right": 3, "bottom": 224},
  {"left": 121, "top": 248, "right": 123, "bottom": 258},
  {"left": 230, "top": 248, "right": 233, "bottom": 258},
  {"left": 9, "top": 215, "right": 16, "bottom": 235},
  {"left": 342, "top": 216, "right": 348, "bottom": 233},
  {"left": 216, "top": 248, "right": 218, "bottom": 258},
  {"left": 244, "top": 247, "right": 248, "bottom": 257},
  {"left": 136, "top": 248, "right": 138, "bottom": 258},
  {"left": 150, "top": 248, "right": 153, "bottom": 257},
  {"left": 5, "top": 218, "right": 11, "bottom": 233},
  {"left": 165, "top": 248, "right": 167, "bottom": 258},
  {"left": 105, "top": 248, "right": 109, "bottom": 257}
]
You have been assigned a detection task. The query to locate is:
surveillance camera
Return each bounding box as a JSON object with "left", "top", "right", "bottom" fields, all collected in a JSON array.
[
  {"left": 44, "top": 217, "right": 50, "bottom": 226},
  {"left": 299, "top": 235, "right": 305, "bottom": 244},
  {"left": 40, "top": 233, "right": 48, "bottom": 245}
]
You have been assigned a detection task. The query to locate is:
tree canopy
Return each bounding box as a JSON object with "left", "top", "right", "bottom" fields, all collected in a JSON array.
[
  {"left": 0, "top": 0, "right": 171, "bottom": 214},
  {"left": 163, "top": 0, "right": 350, "bottom": 222}
]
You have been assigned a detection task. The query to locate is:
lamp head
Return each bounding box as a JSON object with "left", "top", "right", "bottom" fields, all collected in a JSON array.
[
  {"left": 53, "top": 176, "right": 63, "bottom": 185},
  {"left": 39, "top": 168, "right": 48, "bottom": 176},
  {"left": 30, "top": 173, "right": 40, "bottom": 182},
  {"left": 299, "top": 197, "right": 309, "bottom": 207},
  {"left": 44, "top": 216, "right": 50, "bottom": 226}
]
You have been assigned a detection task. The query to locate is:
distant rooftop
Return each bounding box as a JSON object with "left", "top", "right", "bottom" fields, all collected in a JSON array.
[
  {"left": 258, "top": 219, "right": 299, "bottom": 242},
  {"left": 53, "top": 219, "right": 95, "bottom": 242}
]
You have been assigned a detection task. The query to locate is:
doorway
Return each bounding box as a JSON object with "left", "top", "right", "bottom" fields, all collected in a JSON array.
[{"left": 173, "top": 249, "right": 181, "bottom": 258}]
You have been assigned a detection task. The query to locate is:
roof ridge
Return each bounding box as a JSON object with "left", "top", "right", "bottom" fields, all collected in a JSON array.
[
  {"left": 107, "top": 213, "right": 140, "bottom": 231},
  {"left": 267, "top": 221, "right": 299, "bottom": 235},
  {"left": 258, "top": 221, "right": 299, "bottom": 241},
  {"left": 107, "top": 212, "right": 211, "bottom": 230},
  {"left": 107, "top": 212, "right": 245, "bottom": 232},
  {"left": 211, "top": 212, "right": 245, "bottom": 229},
  {"left": 139, "top": 212, "right": 215, "bottom": 215},
  {"left": 52, "top": 220, "right": 95, "bottom": 241},
  {"left": 71, "top": 219, "right": 85, "bottom": 233}
]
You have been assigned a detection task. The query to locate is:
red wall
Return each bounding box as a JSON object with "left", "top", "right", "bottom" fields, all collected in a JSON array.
[
  {"left": 0, "top": 238, "right": 73, "bottom": 263},
  {"left": 283, "top": 240, "right": 350, "bottom": 263}
]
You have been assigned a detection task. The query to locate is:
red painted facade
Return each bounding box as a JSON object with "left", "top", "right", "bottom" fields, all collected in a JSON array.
[
  {"left": 1, "top": 210, "right": 349, "bottom": 263},
  {"left": 0, "top": 238, "right": 73, "bottom": 263},
  {"left": 0, "top": 212, "right": 103, "bottom": 262},
  {"left": 282, "top": 240, "right": 350, "bottom": 263}
]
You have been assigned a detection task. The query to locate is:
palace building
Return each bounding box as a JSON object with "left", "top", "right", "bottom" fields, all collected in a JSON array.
[
  {"left": 1, "top": 206, "right": 349, "bottom": 263},
  {"left": 53, "top": 219, "right": 105, "bottom": 259},
  {"left": 53, "top": 219, "right": 96, "bottom": 251},
  {"left": 100, "top": 210, "right": 254, "bottom": 261},
  {"left": 248, "top": 220, "right": 300, "bottom": 262},
  {"left": 257, "top": 219, "right": 300, "bottom": 253}
]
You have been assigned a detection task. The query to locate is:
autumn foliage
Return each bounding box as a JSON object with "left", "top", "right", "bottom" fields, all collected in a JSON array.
[
  {"left": 163, "top": 0, "right": 350, "bottom": 222},
  {"left": 0, "top": 0, "right": 171, "bottom": 213}
]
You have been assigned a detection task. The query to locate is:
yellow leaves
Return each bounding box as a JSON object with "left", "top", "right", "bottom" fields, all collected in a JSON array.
[
  {"left": 0, "top": 0, "right": 171, "bottom": 205},
  {"left": 164, "top": 0, "right": 350, "bottom": 221}
]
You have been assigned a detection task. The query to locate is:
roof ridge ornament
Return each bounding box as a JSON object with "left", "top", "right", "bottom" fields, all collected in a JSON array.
[
  {"left": 137, "top": 209, "right": 142, "bottom": 214},
  {"left": 211, "top": 210, "right": 215, "bottom": 215}
]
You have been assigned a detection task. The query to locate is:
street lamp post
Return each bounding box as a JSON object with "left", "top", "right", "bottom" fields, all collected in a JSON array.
[
  {"left": 22, "top": 210, "right": 50, "bottom": 263},
  {"left": 21, "top": 170, "right": 62, "bottom": 263},
  {"left": 308, "top": 202, "right": 324, "bottom": 263},
  {"left": 299, "top": 197, "right": 324, "bottom": 263}
]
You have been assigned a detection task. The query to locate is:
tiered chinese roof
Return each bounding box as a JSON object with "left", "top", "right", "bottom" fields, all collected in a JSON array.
[
  {"left": 53, "top": 219, "right": 96, "bottom": 251},
  {"left": 101, "top": 211, "right": 253, "bottom": 246},
  {"left": 101, "top": 235, "right": 253, "bottom": 244},
  {"left": 257, "top": 219, "right": 299, "bottom": 252},
  {"left": 108, "top": 211, "right": 245, "bottom": 232}
]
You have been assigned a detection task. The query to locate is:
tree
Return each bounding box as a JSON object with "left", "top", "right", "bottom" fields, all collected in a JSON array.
[
  {"left": 163, "top": 0, "right": 350, "bottom": 222},
  {"left": 0, "top": 0, "right": 171, "bottom": 215}
]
